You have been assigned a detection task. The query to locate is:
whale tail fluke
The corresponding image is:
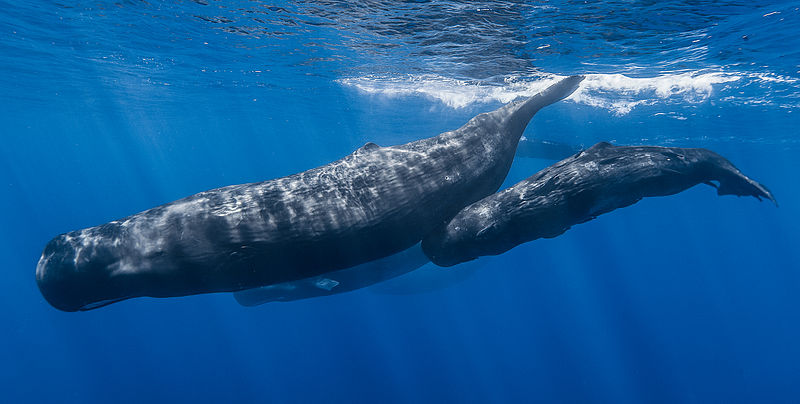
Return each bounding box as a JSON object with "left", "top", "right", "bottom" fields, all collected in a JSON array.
[
  {"left": 527, "top": 75, "right": 585, "bottom": 109},
  {"left": 502, "top": 75, "right": 584, "bottom": 135},
  {"left": 712, "top": 171, "right": 777, "bottom": 205},
  {"left": 698, "top": 149, "right": 777, "bottom": 205}
]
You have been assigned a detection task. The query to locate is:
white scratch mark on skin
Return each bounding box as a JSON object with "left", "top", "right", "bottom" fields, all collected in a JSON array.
[{"left": 314, "top": 278, "right": 340, "bottom": 291}]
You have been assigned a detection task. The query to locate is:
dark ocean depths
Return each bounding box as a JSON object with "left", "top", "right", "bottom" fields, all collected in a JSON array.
[{"left": 2, "top": 1, "right": 799, "bottom": 402}]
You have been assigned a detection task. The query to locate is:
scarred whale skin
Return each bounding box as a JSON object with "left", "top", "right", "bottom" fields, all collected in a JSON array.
[
  {"left": 35, "top": 76, "right": 585, "bottom": 311},
  {"left": 422, "top": 142, "right": 776, "bottom": 267}
]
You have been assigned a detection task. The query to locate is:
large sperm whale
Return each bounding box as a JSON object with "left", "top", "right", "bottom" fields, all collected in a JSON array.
[{"left": 35, "top": 76, "right": 585, "bottom": 311}]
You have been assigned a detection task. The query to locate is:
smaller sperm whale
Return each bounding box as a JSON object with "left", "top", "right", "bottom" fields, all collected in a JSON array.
[{"left": 422, "top": 142, "right": 776, "bottom": 267}]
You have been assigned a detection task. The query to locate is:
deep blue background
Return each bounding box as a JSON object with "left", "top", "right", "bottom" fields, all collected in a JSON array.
[{"left": 2, "top": 1, "right": 799, "bottom": 403}]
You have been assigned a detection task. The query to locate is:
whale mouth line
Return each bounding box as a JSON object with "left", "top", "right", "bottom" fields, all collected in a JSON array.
[{"left": 79, "top": 297, "right": 130, "bottom": 311}]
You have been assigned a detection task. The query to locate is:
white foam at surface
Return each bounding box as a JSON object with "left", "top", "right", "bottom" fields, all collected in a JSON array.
[
  {"left": 338, "top": 71, "right": 796, "bottom": 115},
  {"left": 338, "top": 74, "right": 561, "bottom": 108},
  {"left": 570, "top": 72, "right": 741, "bottom": 115}
]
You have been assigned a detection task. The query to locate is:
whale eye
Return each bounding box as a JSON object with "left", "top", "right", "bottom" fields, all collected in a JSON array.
[{"left": 444, "top": 176, "right": 451, "bottom": 181}]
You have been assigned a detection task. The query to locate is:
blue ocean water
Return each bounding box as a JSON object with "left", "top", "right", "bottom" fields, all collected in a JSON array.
[{"left": 2, "top": 0, "right": 799, "bottom": 402}]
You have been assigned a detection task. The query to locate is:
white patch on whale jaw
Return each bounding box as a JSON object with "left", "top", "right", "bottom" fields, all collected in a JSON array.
[{"left": 313, "top": 278, "right": 340, "bottom": 291}]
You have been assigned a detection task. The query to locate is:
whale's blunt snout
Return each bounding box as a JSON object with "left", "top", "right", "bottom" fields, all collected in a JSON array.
[
  {"left": 36, "top": 237, "right": 80, "bottom": 312},
  {"left": 36, "top": 235, "right": 125, "bottom": 312},
  {"left": 36, "top": 236, "right": 92, "bottom": 312}
]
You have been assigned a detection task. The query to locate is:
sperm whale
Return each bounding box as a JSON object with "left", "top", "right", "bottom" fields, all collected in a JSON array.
[
  {"left": 422, "top": 142, "right": 776, "bottom": 266},
  {"left": 35, "top": 76, "right": 585, "bottom": 311}
]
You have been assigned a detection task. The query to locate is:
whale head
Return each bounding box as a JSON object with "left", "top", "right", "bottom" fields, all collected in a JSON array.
[{"left": 36, "top": 233, "right": 134, "bottom": 311}]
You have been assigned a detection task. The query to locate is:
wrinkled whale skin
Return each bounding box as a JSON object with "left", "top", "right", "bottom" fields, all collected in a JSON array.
[{"left": 422, "top": 142, "right": 776, "bottom": 267}]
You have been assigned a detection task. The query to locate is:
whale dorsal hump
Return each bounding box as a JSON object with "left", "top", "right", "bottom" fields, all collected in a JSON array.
[
  {"left": 361, "top": 142, "right": 380, "bottom": 151},
  {"left": 590, "top": 141, "right": 614, "bottom": 150},
  {"left": 353, "top": 142, "right": 381, "bottom": 156}
]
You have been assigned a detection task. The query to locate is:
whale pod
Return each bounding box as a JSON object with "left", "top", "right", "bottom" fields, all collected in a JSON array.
[{"left": 236, "top": 142, "right": 775, "bottom": 305}]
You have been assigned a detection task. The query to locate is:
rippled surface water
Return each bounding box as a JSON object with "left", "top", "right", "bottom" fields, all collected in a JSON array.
[{"left": 1, "top": 1, "right": 799, "bottom": 403}]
